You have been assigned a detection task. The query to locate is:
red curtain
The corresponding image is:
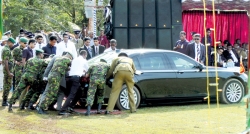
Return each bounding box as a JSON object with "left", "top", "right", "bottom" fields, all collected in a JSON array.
[{"left": 182, "top": 11, "right": 249, "bottom": 46}]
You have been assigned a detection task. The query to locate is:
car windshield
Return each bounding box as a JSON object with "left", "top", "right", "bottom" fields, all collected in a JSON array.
[{"left": 87, "top": 52, "right": 118, "bottom": 65}]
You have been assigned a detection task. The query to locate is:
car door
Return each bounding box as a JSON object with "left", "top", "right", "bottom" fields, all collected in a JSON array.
[
  {"left": 132, "top": 52, "right": 177, "bottom": 98},
  {"left": 166, "top": 52, "right": 207, "bottom": 97}
]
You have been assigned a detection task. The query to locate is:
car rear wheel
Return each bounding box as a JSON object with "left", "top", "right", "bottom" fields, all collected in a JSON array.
[
  {"left": 116, "top": 85, "right": 141, "bottom": 110},
  {"left": 220, "top": 78, "right": 244, "bottom": 104}
]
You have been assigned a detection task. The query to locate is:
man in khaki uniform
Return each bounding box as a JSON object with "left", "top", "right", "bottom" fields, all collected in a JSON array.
[
  {"left": 71, "top": 30, "right": 84, "bottom": 55},
  {"left": 105, "top": 52, "right": 136, "bottom": 114}
]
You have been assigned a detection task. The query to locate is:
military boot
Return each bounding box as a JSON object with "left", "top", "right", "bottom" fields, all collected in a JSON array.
[
  {"left": 8, "top": 104, "right": 13, "bottom": 112},
  {"left": 85, "top": 105, "right": 91, "bottom": 116},
  {"left": 97, "top": 103, "right": 102, "bottom": 114},
  {"left": 27, "top": 102, "right": 35, "bottom": 110},
  {"left": 37, "top": 107, "right": 47, "bottom": 114},
  {"left": 2, "top": 99, "right": 8, "bottom": 106},
  {"left": 19, "top": 102, "right": 25, "bottom": 110}
]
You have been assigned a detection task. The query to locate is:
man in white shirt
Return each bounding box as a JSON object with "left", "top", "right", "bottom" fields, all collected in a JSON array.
[
  {"left": 104, "top": 39, "right": 117, "bottom": 53},
  {"left": 227, "top": 44, "right": 240, "bottom": 66},
  {"left": 33, "top": 35, "right": 46, "bottom": 57},
  {"left": 88, "top": 31, "right": 94, "bottom": 47},
  {"left": 58, "top": 50, "right": 89, "bottom": 115},
  {"left": 56, "top": 33, "right": 77, "bottom": 58}
]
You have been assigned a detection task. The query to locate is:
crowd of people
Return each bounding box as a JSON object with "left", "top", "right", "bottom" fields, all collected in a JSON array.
[
  {"left": 174, "top": 28, "right": 248, "bottom": 70},
  {"left": 0, "top": 28, "right": 137, "bottom": 116}
]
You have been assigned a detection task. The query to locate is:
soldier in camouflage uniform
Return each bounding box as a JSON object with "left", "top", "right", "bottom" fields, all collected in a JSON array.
[
  {"left": 20, "top": 54, "right": 55, "bottom": 110},
  {"left": 1, "top": 38, "right": 15, "bottom": 106},
  {"left": 85, "top": 59, "right": 110, "bottom": 116},
  {"left": 8, "top": 49, "right": 46, "bottom": 112},
  {"left": 12, "top": 37, "right": 28, "bottom": 90},
  {"left": 37, "top": 52, "right": 73, "bottom": 114}
]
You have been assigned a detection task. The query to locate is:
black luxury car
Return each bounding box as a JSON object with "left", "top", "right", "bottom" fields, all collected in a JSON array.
[{"left": 85, "top": 49, "right": 248, "bottom": 110}]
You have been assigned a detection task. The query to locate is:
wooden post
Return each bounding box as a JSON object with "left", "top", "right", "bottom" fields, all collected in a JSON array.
[{"left": 87, "top": 0, "right": 96, "bottom": 33}]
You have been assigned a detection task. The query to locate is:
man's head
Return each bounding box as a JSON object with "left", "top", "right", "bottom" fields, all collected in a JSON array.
[
  {"left": 88, "top": 31, "right": 93, "bottom": 38},
  {"left": 191, "top": 32, "right": 197, "bottom": 40},
  {"left": 100, "top": 59, "right": 107, "bottom": 63},
  {"left": 7, "top": 37, "right": 16, "bottom": 48},
  {"left": 93, "top": 37, "right": 99, "bottom": 46},
  {"left": 79, "top": 50, "right": 87, "bottom": 59},
  {"left": 64, "top": 51, "right": 73, "bottom": 60},
  {"left": 193, "top": 34, "right": 201, "bottom": 44},
  {"left": 74, "top": 30, "right": 81, "bottom": 39},
  {"left": 63, "top": 33, "right": 69, "bottom": 43},
  {"left": 84, "top": 38, "right": 90, "bottom": 46},
  {"left": 217, "top": 46, "right": 224, "bottom": 55},
  {"left": 1, "top": 36, "right": 8, "bottom": 45},
  {"left": 28, "top": 39, "right": 36, "bottom": 49},
  {"left": 110, "top": 39, "right": 117, "bottom": 50},
  {"left": 218, "top": 40, "right": 222, "bottom": 47},
  {"left": 19, "top": 37, "right": 28, "bottom": 48},
  {"left": 36, "top": 49, "right": 44, "bottom": 58},
  {"left": 243, "top": 43, "right": 248, "bottom": 50},
  {"left": 233, "top": 43, "right": 239, "bottom": 49},
  {"left": 235, "top": 39, "right": 241, "bottom": 45},
  {"left": 27, "top": 33, "right": 35, "bottom": 39},
  {"left": 19, "top": 29, "right": 25, "bottom": 36},
  {"left": 100, "top": 30, "right": 104, "bottom": 36},
  {"left": 179, "top": 31, "right": 186, "bottom": 41},
  {"left": 4, "top": 30, "right": 12, "bottom": 38},
  {"left": 118, "top": 52, "right": 128, "bottom": 57},
  {"left": 206, "top": 28, "right": 211, "bottom": 36},
  {"left": 227, "top": 44, "right": 233, "bottom": 51},
  {"left": 49, "top": 36, "right": 57, "bottom": 46},
  {"left": 35, "top": 35, "right": 43, "bottom": 44}
]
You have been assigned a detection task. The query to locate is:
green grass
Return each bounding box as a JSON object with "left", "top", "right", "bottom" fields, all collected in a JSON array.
[{"left": 0, "top": 93, "right": 247, "bottom": 133}]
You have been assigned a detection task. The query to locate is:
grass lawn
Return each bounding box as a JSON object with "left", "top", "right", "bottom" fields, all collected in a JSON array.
[{"left": 0, "top": 91, "right": 246, "bottom": 134}]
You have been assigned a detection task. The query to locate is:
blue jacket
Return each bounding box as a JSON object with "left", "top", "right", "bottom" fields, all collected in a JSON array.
[{"left": 42, "top": 44, "right": 56, "bottom": 58}]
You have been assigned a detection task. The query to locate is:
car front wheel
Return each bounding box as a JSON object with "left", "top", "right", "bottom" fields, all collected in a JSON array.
[
  {"left": 116, "top": 85, "right": 141, "bottom": 110},
  {"left": 220, "top": 78, "right": 244, "bottom": 104}
]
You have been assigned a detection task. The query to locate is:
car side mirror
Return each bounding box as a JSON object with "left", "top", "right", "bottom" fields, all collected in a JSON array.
[
  {"left": 194, "top": 64, "right": 203, "bottom": 72},
  {"left": 135, "top": 70, "right": 143, "bottom": 75}
]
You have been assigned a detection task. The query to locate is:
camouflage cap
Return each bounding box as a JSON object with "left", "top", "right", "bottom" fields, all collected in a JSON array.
[
  {"left": 36, "top": 49, "right": 44, "bottom": 53},
  {"left": 65, "top": 51, "right": 73, "bottom": 59},
  {"left": 8, "top": 37, "right": 16, "bottom": 44},
  {"left": 100, "top": 59, "right": 107, "bottom": 63},
  {"left": 19, "top": 37, "right": 28, "bottom": 43}
]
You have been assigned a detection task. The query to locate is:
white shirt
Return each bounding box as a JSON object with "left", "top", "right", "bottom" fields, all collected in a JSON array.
[
  {"left": 56, "top": 40, "right": 77, "bottom": 59},
  {"left": 230, "top": 50, "right": 238, "bottom": 63},
  {"left": 194, "top": 43, "right": 201, "bottom": 62},
  {"left": 104, "top": 47, "right": 117, "bottom": 53},
  {"left": 90, "top": 38, "right": 94, "bottom": 47},
  {"left": 69, "top": 56, "right": 89, "bottom": 76},
  {"left": 33, "top": 43, "right": 46, "bottom": 57}
]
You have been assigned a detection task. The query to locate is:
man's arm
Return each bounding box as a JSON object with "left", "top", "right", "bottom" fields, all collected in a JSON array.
[
  {"left": 106, "top": 58, "right": 117, "bottom": 78},
  {"left": 2, "top": 50, "right": 13, "bottom": 77}
]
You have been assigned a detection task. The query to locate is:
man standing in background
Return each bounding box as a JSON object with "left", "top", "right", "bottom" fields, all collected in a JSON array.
[
  {"left": 72, "top": 30, "right": 84, "bottom": 56},
  {"left": 173, "top": 31, "right": 189, "bottom": 54},
  {"left": 56, "top": 33, "right": 77, "bottom": 59},
  {"left": 98, "top": 30, "right": 109, "bottom": 48},
  {"left": 92, "top": 37, "right": 105, "bottom": 57}
]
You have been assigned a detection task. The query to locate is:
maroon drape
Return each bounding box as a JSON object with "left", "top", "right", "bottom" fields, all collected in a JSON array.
[{"left": 182, "top": 11, "right": 249, "bottom": 46}]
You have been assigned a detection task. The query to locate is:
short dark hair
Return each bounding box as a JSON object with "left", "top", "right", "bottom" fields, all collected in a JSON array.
[
  {"left": 28, "top": 39, "right": 36, "bottom": 45},
  {"left": 118, "top": 52, "right": 128, "bottom": 57},
  {"left": 79, "top": 50, "right": 87, "bottom": 56},
  {"left": 194, "top": 34, "right": 201, "bottom": 38},
  {"left": 63, "top": 33, "right": 68, "bottom": 37},
  {"left": 49, "top": 36, "right": 57, "bottom": 41},
  {"left": 180, "top": 31, "right": 186, "bottom": 36},
  {"left": 35, "top": 35, "right": 43, "bottom": 40},
  {"left": 93, "top": 37, "right": 99, "bottom": 40},
  {"left": 84, "top": 37, "right": 90, "bottom": 42}
]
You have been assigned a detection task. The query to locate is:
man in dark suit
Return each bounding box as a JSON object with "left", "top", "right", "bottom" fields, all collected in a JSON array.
[
  {"left": 79, "top": 38, "right": 92, "bottom": 60},
  {"left": 201, "top": 28, "right": 212, "bottom": 66},
  {"left": 42, "top": 36, "right": 57, "bottom": 58},
  {"left": 211, "top": 46, "right": 226, "bottom": 67},
  {"left": 92, "top": 37, "right": 105, "bottom": 57},
  {"left": 186, "top": 34, "right": 205, "bottom": 64}
]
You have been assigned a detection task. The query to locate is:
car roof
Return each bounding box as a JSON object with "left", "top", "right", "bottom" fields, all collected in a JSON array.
[{"left": 118, "top": 48, "right": 174, "bottom": 55}]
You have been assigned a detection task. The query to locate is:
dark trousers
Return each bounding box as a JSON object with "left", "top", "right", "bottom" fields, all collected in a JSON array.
[{"left": 60, "top": 76, "right": 80, "bottom": 111}]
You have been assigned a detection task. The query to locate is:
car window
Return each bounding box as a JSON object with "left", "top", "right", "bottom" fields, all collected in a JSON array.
[
  {"left": 168, "top": 53, "right": 197, "bottom": 70},
  {"left": 138, "top": 54, "right": 167, "bottom": 70},
  {"left": 132, "top": 57, "right": 140, "bottom": 69}
]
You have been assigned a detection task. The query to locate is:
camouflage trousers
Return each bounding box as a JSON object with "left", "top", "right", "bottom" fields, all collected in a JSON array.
[
  {"left": 2, "top": 70, "right": 13, "bottom": 100},
  {"left": 86, "top": 79, "right": 105, "bottom": 106},
  {"left": 22, "top": 80, "right": 46, "bottom": 104},
  {"left": 39, "top": 72, "right": 62, "bottom": 110},
  {"left": 9, "top": 72, "right": 36, "bottom": 104},
  {"left": 14, "top": 64, "right": 23, "bottom": 89}
]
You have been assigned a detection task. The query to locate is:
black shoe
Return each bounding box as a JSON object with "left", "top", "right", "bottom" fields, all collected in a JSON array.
[
  {"left": 58, "top": 111, "right": 70, "bottom": 115},
  {"left": 37, "top": 107, "right": 47, "bottom": 114},
  {"left": 105, "top": 111, "right": 110, "bottom": 115},
  {"left": 8, "top": 104, "right": 12, "bottom": 112},
  {"left": 27, "top": 102, "right": 35, "bottom": 110},
  {"left": 2, "top": 99, "right": 8, "bottom": 106},
  {"left": 48, "top": 107, "right": 57, "bottom": 111},
  {"left": 19, "top": 102, "right": 25, "bottom": 110},
  {"left": 97, "top": 103, "right": 102, "bottom": 114},
  {"left": 85, "top": 105, "right": 91, "bottom": 116}
]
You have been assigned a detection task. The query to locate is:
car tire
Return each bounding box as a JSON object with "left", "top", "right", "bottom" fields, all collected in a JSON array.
[
  {"left": 220, "top": 78, "right": 244, "bottom": 104},
  {"left": 116, "top": 85, "right": 141, "bottom": 110}
]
